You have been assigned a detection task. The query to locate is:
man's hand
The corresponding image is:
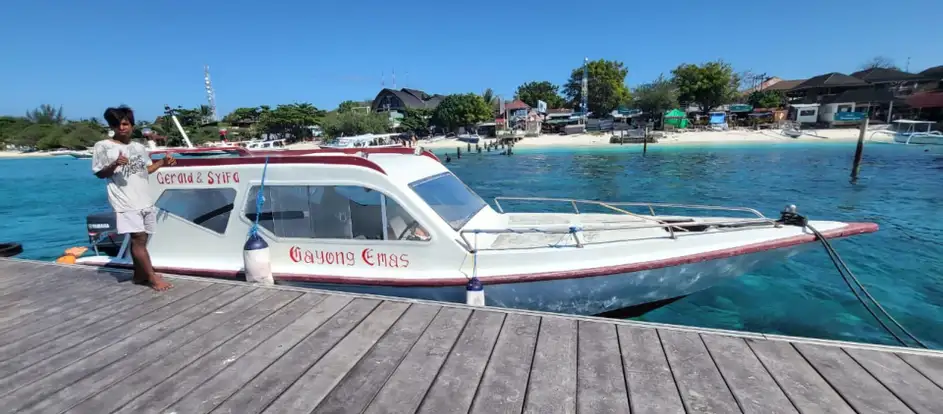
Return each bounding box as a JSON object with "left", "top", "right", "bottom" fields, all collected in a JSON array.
[
  {"left": 164, "top": 154, "right": 177, "bottom": 166},
  {"left": 115, "top": 153, "right": 129, "bottom": 166}
]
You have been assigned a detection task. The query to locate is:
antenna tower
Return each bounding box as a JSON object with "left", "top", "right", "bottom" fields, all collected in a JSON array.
[{"left": 204, "top": 65, "right": 218, "bottom": 122}]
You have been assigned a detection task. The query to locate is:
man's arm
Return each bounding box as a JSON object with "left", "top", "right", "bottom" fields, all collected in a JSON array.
[
  {"left": 147, "top": 153, "right": 176, "bottom": 174},
  {"left": 146, "top": 158, "right": 165, "bottom": 174},
  {"left": 94, "top": 161, "right": 120, "bottom": 179}
]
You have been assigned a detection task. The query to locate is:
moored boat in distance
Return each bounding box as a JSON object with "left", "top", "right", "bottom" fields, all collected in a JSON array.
[
  {"left": 75, "top": 147, "right": 878, "bottom": 317},
  {"left": 889, "top": 120, "right": 943, "bottom": 145},
  {"left": 319, "top": 133, "right": 402, "bottom": 149}
]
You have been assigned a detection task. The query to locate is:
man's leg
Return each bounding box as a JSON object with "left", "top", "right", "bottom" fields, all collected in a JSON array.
[{"left": 129, "top": 232, "right": 171, "bottom": 290}]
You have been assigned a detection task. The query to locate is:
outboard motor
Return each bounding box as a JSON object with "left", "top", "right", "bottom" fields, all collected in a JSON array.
[{"left": 86, "top": 211, "right": 124, "bottom": 257}]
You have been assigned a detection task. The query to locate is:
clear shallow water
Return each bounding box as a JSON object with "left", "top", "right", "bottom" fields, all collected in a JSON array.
[{"left": 2, "top": 142, "right": 943, "bottom": 348}]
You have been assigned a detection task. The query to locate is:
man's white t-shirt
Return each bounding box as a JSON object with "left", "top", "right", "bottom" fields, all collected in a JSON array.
[{"left": 91, "top": 140, "right": 154, "bottom": 213}]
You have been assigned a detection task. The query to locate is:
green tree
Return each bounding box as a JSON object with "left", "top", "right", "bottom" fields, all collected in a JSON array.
[
  {"left": 671, "top": 60, "right": 741, "bottom": 113},
  {"left": 514, "top": 81, "right": 565, "bottom": 109},
  {"left": 399, "top": 108, "right": 431, "bottom": 134},
  {"left": 430, "top": 94, "right": 492, "bottom": 132},
  {"left": 747, "top": 89, "right": 785, "bottom": 109},
  {"left": 337, "top": 100, "right": 372, "bottom": 113},
  {"left": 563, "top": 59, "right": 632, "bottom": 115},
  {"left": 258, "top": 103, "right": 325, "bottom": 141},
  {"left": 321, "top": 110, "right": 389, "bottom": 137},
  {"left": 632, "top": 75, "right": 679, "bottom": 115},
  {"left": 222, "top": 107, "right": 262, "bottom": 123}
]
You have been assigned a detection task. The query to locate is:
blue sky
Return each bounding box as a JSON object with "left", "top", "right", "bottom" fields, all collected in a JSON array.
[{"left": 2, "top": 0, "right": 940, "bottom": 121}]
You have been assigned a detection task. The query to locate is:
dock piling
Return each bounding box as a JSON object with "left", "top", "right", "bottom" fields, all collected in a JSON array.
[{"left": 851, "top": 117, "right": 869, "bottom": 182}]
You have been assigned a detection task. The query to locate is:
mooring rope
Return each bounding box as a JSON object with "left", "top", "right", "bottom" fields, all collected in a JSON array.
[
  {"left": 249, "top": 156, "right": 270, "bottom": 238},
  {"left": 780, "top": 211, "right": 928, "bottom": 348}
]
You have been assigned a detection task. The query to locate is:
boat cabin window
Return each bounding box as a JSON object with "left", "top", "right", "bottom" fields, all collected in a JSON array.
[
  {"left": 244, "top": 185, "right": 430, "bottom": 241},
  {"left": 155, "top": 188, "right": 237, "bottom": 234},
  {"left": 409, "top": 172, "right": 487, "bottom": 231}
]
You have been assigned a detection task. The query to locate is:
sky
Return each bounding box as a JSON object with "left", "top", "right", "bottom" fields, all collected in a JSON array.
[{"left": 1, "top": 0, "right": 941, "bottom": 121}]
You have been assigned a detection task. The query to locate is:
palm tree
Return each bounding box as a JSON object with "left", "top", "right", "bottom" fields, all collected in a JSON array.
[
  {"left": 25, "top": 104, "right": 65, "bottom": 125},
  {"left": 481, "top": 88, "right": 495, "bottom": 106}
]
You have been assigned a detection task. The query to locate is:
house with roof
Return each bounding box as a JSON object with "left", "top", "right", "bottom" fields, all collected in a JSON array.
[{"left": 370, "top": 88, "right": 444, "bottom": 113}]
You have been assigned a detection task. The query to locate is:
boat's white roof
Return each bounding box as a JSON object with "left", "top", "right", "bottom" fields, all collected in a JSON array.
[
  {"left": 790, "top": 103, "right": 820, "bottom": 108},
  {"left": 363, "top": 153, "right": 449, "bottom": 184}
]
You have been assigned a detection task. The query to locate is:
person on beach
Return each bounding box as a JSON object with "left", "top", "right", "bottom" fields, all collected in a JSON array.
[{"left": 91, "top": 106, "right": 175, "bottom": 291}]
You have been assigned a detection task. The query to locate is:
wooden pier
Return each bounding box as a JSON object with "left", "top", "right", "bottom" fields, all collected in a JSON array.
[{"left": 0, "top": 258, "right": 941, "bottom": 413}]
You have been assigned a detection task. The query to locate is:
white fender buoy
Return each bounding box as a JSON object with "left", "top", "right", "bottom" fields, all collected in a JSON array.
[
  {"left": 466, "top": 276, "right": 485, "bottom": 307},
  {"left": 244, "top": 233, "right": 273, "bottom": 285}
]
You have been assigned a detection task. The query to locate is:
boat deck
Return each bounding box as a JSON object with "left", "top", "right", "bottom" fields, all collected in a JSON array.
[{"left": 0, "top": 258, "right": 941, "bottom": 413}]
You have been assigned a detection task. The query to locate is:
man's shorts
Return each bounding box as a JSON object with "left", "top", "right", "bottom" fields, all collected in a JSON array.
[{"left": 116, "top": 207, "right": 157, "bottom": 234}]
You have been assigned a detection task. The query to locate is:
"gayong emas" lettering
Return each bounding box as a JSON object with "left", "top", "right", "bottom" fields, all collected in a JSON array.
[{"left": 288, "top": 246, "right": 409, "bottom": 268}]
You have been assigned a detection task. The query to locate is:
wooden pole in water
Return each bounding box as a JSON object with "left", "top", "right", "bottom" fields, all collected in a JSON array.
[
  {"left": 642, "top": 127, "right": 649, "bottom": 155},
  {"left": 851, "top": 117, "right": 869, "bottom": 182}
]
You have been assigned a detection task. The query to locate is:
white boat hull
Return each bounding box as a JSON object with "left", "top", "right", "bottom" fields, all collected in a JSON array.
[{"left": 277, "top": 245, "right": 806, "bottom": 316}]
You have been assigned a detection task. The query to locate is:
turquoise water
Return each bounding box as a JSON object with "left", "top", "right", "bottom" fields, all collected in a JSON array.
[{"left": 2, "top": 142, "right": 942, "bottom": 348}]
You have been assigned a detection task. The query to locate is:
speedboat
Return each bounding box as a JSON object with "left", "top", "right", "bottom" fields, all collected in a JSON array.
[{"left": 74, "top": 147, "right": 878, "bottom": 317}]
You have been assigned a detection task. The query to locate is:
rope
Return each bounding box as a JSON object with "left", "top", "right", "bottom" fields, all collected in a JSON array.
[
  {"left": 780, "top": 211, "right": 928, "bottom": 348},
  {"left": 249, "top": 156, "right": 270, "bottom": 237}
]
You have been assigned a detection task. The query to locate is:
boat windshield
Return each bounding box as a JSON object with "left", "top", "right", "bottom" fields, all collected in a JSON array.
[{"left": 409, "top": 172, "right": 487, "bottom": 231}]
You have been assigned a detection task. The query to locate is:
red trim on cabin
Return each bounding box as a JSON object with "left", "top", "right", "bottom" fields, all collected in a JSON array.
[
  {"left": 90, "top": 222, "right": 878, "bottom": 287},
  {"left": 149, "top": 147, "right": 439, "bottom": 172},
  {"left": 170, "top": 155, "right": 389, "bottom": 174}
]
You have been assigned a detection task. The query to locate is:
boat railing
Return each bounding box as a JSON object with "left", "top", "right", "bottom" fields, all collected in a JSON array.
[
  {"left": 492, "top": 196, "right": 766, "bottom": 219},
  {"left": 458, "top": 216, "right": 780, "bottom": 252},
  {"left": 454, "top": 197, "right": 776, "bottom": 251}
]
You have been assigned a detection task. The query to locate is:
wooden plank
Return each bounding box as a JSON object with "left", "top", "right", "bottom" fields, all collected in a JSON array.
[
  {"left": 67, "top": 292, "right": 326, "bottom": 414},
  {"left": 22, "top": 290, "right": 302, "bottom": 414},
  {"left": 0, "top": 276, "right": 129, "bottom": 327},
  {"left": 0, "top": 283, "right": 131, "bottom": 340},
  {"left": 113, "top": 294, "right": 352, "bottom": 414},
  {"left": 314, "top": 304, "right": 441, "bottom": 414},
  {"left": 845, "top": 348, "right": 943, "bottom": 414},
  {"left": 0, "top": 267, "right": 79, "bottom": 308},
  {"left": 576, "top": 321, "right": 630, "bottom": 414},
  {"left": 0, "top": 281, "right": 199, "bottom": 352},
  {"left": 362, "top": 307, "right": 472, "bottom": 414},
  {"left": 701, "top": 334, "right": 798, "bottom": 414},
  {"left": 659, "top": 329, "right": 741, "bottom": 413},
  {"left": 899, "top": 353, "right": 943, "bottom": 389},
  {"left": 523, "top": 317, "right": 577, "bottom": 414},
  {"left": 416, "top": 309, "right": 505, "bottom": 414},
  {"left": 166, "top": 297, "right": 376, "bottom": 414},
  {"left": 794, "top": 343, "right": 913, "bottom": 414},
  {"left": 0, "top": 263, "right": 63, "bottom": 291},
  {"left": 470, "top": 313, "right": 540, "bottom": 414},
  {"left": 0, "top": 283, "right": 234, "bottom": 395},
  {"left": 746, "top": 339, "right": 854, "bottom": 414},
  {"left": 616, "top": 325, "right": 684, "bottom": 414},
  {"left": 262, "top": 301, "right": 411, "bottom": 413},
  {"left": 0, "top": 286, "right": 261, "bottom": 412}
]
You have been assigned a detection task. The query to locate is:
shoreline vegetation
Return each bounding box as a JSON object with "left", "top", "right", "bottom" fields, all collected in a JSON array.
[{"left": 0, "top": 127, "right": 892, "bottom": 159}]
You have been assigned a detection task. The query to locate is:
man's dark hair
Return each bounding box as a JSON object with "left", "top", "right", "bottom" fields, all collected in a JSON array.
[{"left": 103, "top": 106, "right": 135, "bottom": 128}]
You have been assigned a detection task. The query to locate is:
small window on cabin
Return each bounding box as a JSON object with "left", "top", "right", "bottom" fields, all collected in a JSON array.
[
  {"left": 245, "top": 185, "right": 429, "bottom": 241},
  {"left": 799, "top": 109, "right": 816, "bottom": 117},
  {"left": 155, "top": 188, "right": 237, "bottom": 234}
]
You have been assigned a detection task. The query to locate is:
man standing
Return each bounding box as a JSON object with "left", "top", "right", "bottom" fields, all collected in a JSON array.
[{"left": 92, "top": 106, "right": 175, "bottom": 291}]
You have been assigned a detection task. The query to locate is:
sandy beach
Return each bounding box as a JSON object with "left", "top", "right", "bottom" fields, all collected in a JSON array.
[
  {"left": 0, "top": 151, "right": 55, "bottom": 159},
  {"left": 416, "top": 127, "right": 892, "bottom": 150}
]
